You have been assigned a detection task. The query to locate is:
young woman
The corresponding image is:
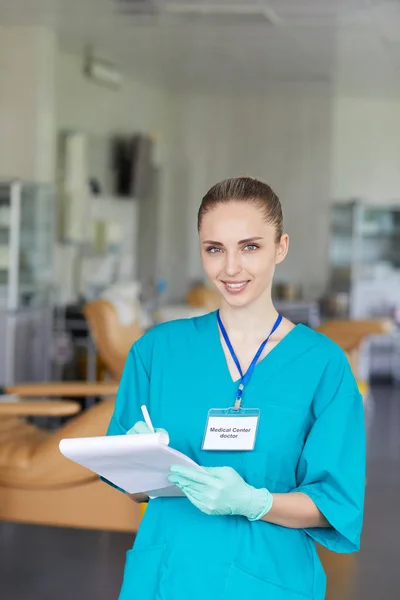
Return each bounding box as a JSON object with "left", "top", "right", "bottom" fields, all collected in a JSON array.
[{"left": 105, "top": 177, "right": 365, "bottom": 600}]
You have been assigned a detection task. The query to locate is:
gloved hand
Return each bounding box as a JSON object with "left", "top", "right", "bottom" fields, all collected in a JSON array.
[
  {"left": 168, "top": 465, "right": 273, "bottom": 521},
  {"left": 126, "top": 421, "right": 169, "bottom": 444}
]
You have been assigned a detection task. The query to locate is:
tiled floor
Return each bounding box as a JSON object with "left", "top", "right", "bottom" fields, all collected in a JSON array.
[{"left": 0, "top": 385, "right": 399, "bottom": 600}]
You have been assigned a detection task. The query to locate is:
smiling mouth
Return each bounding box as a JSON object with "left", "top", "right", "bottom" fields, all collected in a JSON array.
[{"left": 221, "top": 281, "right": 250, "bottom": 293}]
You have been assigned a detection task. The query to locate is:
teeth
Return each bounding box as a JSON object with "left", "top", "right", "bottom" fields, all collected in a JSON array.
[{"left": 226, "top": 282, "right": 247, "bottom": 288}]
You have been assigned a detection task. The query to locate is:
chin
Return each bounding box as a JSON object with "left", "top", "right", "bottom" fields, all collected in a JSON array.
[
  {"left": 218, "top": 287, "right": 256, "bottom": 309},
  {"left": 224, "top": 297, "right": 252, "bottom": 309},
  {"left": 216, "top": 280, "right": 270, "bottom": 310}
]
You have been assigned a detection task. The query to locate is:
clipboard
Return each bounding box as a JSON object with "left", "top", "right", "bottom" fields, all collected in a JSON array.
[{"left": 59, "top": 433, "right": 204, "bottom": 497}]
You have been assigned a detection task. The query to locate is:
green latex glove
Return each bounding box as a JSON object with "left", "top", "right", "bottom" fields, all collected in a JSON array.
[
  {"left": 168, "top": 465, "right": 273, "bottom": 521},
  {"left": 126, "top": 420, "right": 169, "bottom": 442}
]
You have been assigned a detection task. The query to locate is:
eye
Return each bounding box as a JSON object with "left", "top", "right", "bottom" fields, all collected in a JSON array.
[
  {"left": 205, "top": 246, "right": 223, "bottom": 254},
  {"left": 243, "top": 244, "right": 259, "bottom": 252}
]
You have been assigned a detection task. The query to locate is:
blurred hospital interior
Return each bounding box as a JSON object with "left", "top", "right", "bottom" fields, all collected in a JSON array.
[{"left": 0, "top": 0, "right": 400, "bottom": 598}]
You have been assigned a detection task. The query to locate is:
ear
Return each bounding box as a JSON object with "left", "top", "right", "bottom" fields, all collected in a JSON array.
[{"left": 275, "top": 234, "right": 289, "bottom": 265}]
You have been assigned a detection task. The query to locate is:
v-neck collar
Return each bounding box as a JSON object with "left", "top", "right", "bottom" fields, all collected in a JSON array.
[{"left": 208, "top": 310, "right": 304, "bottom": 386}]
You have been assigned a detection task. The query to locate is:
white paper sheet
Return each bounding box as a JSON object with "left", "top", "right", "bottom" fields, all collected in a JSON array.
[{"left": 59, "top": 433, "right": 204, "bottom": 496}]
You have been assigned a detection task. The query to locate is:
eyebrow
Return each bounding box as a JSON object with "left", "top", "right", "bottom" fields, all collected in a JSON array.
[{"left": 202, "top": 236, "right": 264, "bottom": 246}]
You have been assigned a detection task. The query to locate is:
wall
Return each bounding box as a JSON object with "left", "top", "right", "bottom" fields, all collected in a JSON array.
[
  {"left": 0, "top": 26, "right": 56, "bottom": 182},
  {"left": 331, "top": 97, "right": 400, "bottom": 202},
  {"left": 54, "top": 49, "right": 189, "bottom": 302},
  {"left": 56, "top": 50, "right": 171, "bottom": 193},
  {"left": 177, "top": 83, "right": 333, "bottom": 299}
]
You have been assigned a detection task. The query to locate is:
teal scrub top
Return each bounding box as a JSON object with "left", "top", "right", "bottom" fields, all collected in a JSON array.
[{"left": 105, "top": 311, "right": 366, "bottom": 600}]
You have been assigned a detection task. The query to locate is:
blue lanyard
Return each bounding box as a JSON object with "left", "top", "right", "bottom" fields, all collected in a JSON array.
[{"left": 217, "top": 311, "right": 283, "bottom": 410}]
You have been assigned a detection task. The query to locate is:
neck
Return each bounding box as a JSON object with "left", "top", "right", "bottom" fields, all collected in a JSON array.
[{"left": 219, "top": 291, "right": 279, "bottom": 339}]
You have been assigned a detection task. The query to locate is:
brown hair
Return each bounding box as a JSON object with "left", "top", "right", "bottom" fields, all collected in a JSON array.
[{"left": 197, "top": 176, "right": 283, "bottom": 242}]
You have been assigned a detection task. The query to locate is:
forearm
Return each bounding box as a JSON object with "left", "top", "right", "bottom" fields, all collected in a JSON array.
[{"left": 260, "top": 492, "right": 330, "bottom": 529}]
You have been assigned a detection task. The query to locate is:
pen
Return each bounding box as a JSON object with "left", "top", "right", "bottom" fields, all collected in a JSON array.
[{"left": 141, "top": 404, "right": 155, "bottom": 433}]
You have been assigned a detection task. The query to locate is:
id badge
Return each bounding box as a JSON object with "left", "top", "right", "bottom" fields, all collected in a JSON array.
[{"left": 202, "top": 407, "right": 260, "bottom": 451}]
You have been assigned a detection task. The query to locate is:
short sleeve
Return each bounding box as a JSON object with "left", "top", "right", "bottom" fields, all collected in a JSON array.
[
  {"left": 105, "top": 340, "right": 150, "bottom": 436},
  {"left": 100, "top": 340, "right": 150, "bottom": 492},
  {"left": 295, "top": 357, "right": 366, "bottom": 553}
]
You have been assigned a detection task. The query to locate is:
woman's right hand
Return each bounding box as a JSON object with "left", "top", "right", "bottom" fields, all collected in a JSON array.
[{"left": 126, "top": 420, "right": 168, "bottom": 437}]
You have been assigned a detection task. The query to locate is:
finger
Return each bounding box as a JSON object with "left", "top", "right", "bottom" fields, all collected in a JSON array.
[
  {"left": 134, "top": 421, "right": 152, "bottom": 434},
  {"left": 179, "top": 486, "right": 213, "bottom": 515},
  {"left": 202, "top": 467, "right": 222, "bottom": 476},
  {"left": 126, "top": 421, "right": 150, "bottom": 435},
  {"left": 203, "top": 466, "right": 231, "bottom": 475},
  {"left": 203, "top": 466, "right": 234, "bottom": 479},
  {"left": 155, "top": 427, "right": 168, "bottom": 435},
  {"left": 185, "top": 492, "right": 213, "bottom": 516},
  {"left": 182, "top": 487, "right": 208, "bottom": 503},
  {"left": 169, "top": 466, "right": 216, "bottom": 486},
  {"left": 169, "top": 479, "right": 211, "bottom": 506},
  {"left": 168, "top": 475, "right": 207, "bottom": 492}
]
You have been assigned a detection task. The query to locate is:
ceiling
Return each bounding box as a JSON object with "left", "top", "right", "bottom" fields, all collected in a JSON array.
[{"left": 0, "top": 0, "right": 400, "bottom": 96}]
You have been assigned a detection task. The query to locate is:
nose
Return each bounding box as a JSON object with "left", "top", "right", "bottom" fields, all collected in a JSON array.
[{"left": 224, "top": 250, "right": 242, "bottom": 278}]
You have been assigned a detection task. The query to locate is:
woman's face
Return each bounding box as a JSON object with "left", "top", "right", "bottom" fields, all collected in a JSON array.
[{"left": 199, "top": 201, "right": 288, "bottom": 309}]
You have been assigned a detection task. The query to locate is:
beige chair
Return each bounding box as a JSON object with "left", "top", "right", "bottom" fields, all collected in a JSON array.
[
  {"left": 186, "top": 285, "right": 220, "bottom": 311},
  {"left": 315, "top": 317, "right": 393, "bottom": 353},
  {"left": 0, "top": 299, "right": 142, "bottom": 531},
  {"left": 83, "top": 299, "right": 143, "bottom": 381},
  {"left": 316, "top": 317, "right": 394, "bottom": 384}
]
